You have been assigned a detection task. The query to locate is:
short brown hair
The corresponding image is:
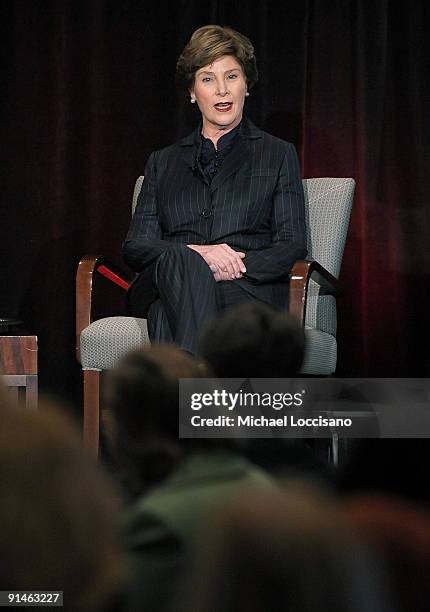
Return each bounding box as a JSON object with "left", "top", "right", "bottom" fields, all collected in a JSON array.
[{"left": 176, "top": 25, "right": 258, "bottom": 92}]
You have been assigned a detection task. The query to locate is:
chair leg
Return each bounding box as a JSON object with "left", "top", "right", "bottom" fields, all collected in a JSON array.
[
  {"left": 26, "top": 375, "right": 38, "bottom": 409},
  {"left": 83, "top": 369, "right": 100, "bottom": 457},
  {"left": 330, "top": 432, "right": 339, "bottom": 466}
]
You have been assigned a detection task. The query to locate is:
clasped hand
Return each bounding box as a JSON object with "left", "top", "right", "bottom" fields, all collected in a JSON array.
[{"left": 187, "top": 243, "right": 246, "bottom": 282}]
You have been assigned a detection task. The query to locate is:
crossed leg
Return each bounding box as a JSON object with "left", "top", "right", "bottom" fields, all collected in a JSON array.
[{"left": 128, "top": 246, "right": 257, "bottom": 354}]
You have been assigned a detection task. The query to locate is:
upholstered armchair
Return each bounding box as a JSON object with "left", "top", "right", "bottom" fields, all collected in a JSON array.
[{"left": 76, "top": 177, "right": 354, "bottom": 454}]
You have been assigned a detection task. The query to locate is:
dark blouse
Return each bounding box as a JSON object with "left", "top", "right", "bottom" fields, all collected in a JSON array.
[{"left": 196, "top": 121, "right": 241, "bottom": 183}]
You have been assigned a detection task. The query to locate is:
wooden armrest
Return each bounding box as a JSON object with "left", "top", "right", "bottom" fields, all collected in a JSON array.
[
  {"left": 76, "top": 255, "right": 132, "bottom": 362},
  {"left": 288, "top": 259, "right": 341, "bottom": 326}
]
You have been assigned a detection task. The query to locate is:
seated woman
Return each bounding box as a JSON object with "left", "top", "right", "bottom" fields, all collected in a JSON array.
[{"left": 123, "top": 24, "right": 307, "bottom": 354}]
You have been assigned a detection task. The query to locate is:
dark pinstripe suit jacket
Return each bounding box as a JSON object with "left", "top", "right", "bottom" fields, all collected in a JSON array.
[{"left": 123, "top": 118, "right": 307, "bottom": 309}]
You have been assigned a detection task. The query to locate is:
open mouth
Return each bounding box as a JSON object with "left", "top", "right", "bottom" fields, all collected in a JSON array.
[{"left": 214, "top": 102, "right": 233, "bottom": 112}]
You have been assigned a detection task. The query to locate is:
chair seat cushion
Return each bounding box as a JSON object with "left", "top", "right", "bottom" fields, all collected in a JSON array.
[
  {"left": 81, "top": 316, "right": 336, "bottom": 375},
  {"left": 301, "top": 327, "right": 337, "bottom": 375},
  {"left": 80, "top": 316, "right": 149, "bottom": 370}
]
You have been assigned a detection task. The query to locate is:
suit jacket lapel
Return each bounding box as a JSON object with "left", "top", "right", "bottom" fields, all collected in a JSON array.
[
  {"left": 179, "top": 127, "right": 199, "bottom": 172},
  {"left": 210, "top": 118, "right": 263, "bottom": 194},
  {"left": 209, "top": 137, "right": 251, "bottom": 194}
]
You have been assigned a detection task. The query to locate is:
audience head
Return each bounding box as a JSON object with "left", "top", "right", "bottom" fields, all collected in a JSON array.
[
  {"left": 199, "top": 301, "right": 305, "bottom": 378},
  {"left": 105, "top": 345, "right": 213, "bottom": 493},
  {"left": 0, "top": 399, "right": 124, "bottom": 612},
  {"left": 183, "top": 482, "right": 389, "bottom": 612}
]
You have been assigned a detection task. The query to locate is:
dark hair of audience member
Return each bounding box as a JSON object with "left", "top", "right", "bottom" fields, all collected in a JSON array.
[
  {"left": 198, "top": 301, "right": 305, "bottom": 378},
  {"left": 343, "top": 494, "right": 430, "bottom": 612},
  {"left": 105, "top": 345, "right": 233, "bottom": 498},
  {"left": 0, "top": 397, "right": 125, "bottom": 612},
  {"left": 197, "top": 302, "right": 325, "bottom": 477},
  {"left": 180, "top": 483, "right": 390, "bottom": 612}
]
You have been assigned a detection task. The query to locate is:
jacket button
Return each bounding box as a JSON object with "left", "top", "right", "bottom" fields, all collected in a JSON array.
[{"left": 200, "top": 209, "right": 212, "bottom": 219}]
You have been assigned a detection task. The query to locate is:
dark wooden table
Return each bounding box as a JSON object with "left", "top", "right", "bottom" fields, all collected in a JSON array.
[{"left": 0, "top": 335, "right": 38, "bottom": 408}]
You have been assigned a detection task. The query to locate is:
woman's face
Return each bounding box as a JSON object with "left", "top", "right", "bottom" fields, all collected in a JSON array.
[{"left": 190, "top": 55, "right": 247, "bottom": 134}]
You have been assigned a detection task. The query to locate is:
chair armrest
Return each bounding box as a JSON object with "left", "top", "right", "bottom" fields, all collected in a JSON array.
[
  {"left": 76, "top": 255, "right": 132, "bottom": 362},
  {"left": 288, "top": 259, "right": 341, "bottom": 327}
]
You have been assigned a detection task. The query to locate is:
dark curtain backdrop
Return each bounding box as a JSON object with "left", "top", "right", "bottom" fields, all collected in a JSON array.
[{"left": 1, "top": 1, "right": 429, "bottom": 406}]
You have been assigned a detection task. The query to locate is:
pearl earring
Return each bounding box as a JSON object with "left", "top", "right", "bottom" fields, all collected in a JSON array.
[
  {"left": 190, "top": 97, "right": 196, "bottom": 103},
  {"left": 245, "top": 92, "right": 250, "bottom": 97}
]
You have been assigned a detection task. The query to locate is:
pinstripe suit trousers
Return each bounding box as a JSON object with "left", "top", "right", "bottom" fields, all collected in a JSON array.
[{"left": 128, "top": 245, "right": 258, "bottom": 354}]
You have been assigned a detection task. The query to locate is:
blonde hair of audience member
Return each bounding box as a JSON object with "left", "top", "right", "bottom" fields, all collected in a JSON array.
[
  {"left": 182, "top": 482, "right": 390, "bottom": 612},
  {"left": 0, "top": 398, "right": 125, "bottom": 612}
]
